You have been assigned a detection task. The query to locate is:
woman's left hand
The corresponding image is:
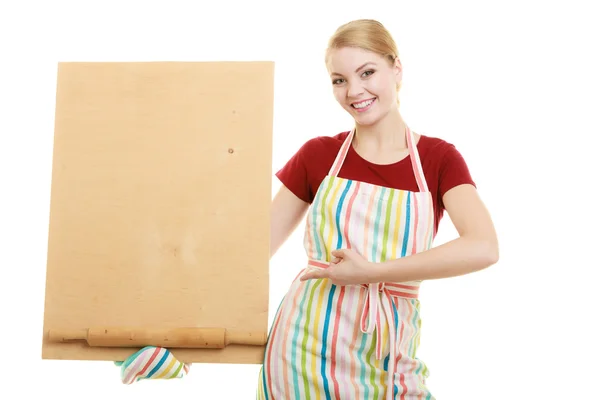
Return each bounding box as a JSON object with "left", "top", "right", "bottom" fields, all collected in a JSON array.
[{"left": 300, "top": 249, "right": 380, "bottom": 285}]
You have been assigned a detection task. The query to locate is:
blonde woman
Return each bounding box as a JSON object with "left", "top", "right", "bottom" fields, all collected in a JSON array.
[{"left": 257, "top": 19, "right": 499, "bottom": 399}]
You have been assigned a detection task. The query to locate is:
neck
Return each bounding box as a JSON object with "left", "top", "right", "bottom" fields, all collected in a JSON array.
[{"left": 353, "top": 108, "right": 408, "bottom": 150}]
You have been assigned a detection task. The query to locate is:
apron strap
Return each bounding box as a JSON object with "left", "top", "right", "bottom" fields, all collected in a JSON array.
[
  {"left": 406, "top": 126, "right": 429, "bottom": 192},
  {"left": 328, "top": 129, "right": 355, "bottom": 176},
  {"left": 328, "top": 125, "right": 429, "bottom": 194},
  {"left": 360, "top": 284, "right": 398, "bottom": 400}
]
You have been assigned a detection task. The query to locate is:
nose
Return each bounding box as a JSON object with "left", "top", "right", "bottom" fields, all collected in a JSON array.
[{"left": 346, "top": 78, "right": 364, "bottom": 99}]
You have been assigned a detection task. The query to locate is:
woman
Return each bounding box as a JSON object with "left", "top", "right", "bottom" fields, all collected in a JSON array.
[{"left": 256, "top": 19, "right": 499, "bottom": 399}]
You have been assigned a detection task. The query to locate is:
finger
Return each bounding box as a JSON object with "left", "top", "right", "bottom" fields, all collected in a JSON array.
[
  {"left": 300, "top": 270, "right": 326, "bottom": 281},
  {"left": 330, "top": 256, "right": 342, "bottom": 264},
  {"left": 300, "top": 273, "right": 318, "bottom": 281},
  {"left": 331, "top": 249, "right": 346, "bottom": 258}
]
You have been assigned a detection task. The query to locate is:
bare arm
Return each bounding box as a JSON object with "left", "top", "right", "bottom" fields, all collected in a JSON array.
[
  {"left": 375, "top": 184, "right": 499, "bottom": 281},
  {"left": 270, "top": 184, "right": 310, "bottom": 258}
]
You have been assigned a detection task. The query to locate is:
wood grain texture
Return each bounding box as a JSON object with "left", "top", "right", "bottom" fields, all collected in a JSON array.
[{"left": 41, "top": 61, "right": 273, "bottom": 363}]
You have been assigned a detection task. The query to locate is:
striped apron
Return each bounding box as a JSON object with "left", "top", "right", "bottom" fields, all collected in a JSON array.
[{"left": 257, "top": 126, "right": 436, "bottom": 399}]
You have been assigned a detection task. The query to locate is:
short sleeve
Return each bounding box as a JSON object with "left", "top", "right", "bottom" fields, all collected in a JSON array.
[
  {"left": 438, "top": 144, "right": 476, "bottom": 206},
  {"left": 275, "top": 142, "right": 312, "bottom": 203}
]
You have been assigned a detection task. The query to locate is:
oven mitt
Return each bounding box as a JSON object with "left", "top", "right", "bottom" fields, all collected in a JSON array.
[{"left": 115, "top": 346, "right": 191, "bottom": 384}]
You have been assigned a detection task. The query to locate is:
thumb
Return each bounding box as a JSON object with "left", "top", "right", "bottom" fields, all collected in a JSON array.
[{"left": 331, "top": 248, "right": 347, "bottom": 258}]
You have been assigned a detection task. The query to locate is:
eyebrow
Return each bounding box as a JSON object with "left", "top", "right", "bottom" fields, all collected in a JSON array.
[{"left": 331, "top": 62, "right": 376, "bottom": 77}]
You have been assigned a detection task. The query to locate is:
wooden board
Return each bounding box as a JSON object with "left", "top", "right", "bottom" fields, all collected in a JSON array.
[{"left": 41, "top": 61, "right": 274, "bottom": 364}]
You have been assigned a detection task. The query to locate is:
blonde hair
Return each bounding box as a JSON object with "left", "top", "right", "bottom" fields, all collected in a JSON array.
[
  {"left": 326, "top": 19, "right": 402, "bottom": 98},
  {"left": 326, "top": 19, "right": 399, "bottom": 68}
]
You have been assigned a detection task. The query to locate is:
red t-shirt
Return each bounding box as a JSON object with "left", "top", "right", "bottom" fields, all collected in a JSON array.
[{"left": 275, "top": 130, "right": 476, "bottom": 236}]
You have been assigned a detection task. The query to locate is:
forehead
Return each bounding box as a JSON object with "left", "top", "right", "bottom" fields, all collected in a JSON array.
[{"left": 327, "top": 47, "right": 386, "bottom": 75}]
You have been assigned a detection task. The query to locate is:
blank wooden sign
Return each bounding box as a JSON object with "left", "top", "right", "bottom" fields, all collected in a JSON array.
[{"left": 41, "top": 61, "right": 274, "bottom": 364}]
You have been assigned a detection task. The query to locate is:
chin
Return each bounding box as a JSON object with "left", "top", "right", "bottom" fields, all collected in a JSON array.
[
  {"left": 353, "top": 115, "right": 380, "bottom": 127},
  {"left": 348, "top": 109, "right": 384, "bottom": 127}
]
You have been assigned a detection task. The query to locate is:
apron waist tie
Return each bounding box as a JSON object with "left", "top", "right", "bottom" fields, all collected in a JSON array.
[
  {"left": 361, "top": 282, "right": 397, "bottom": 400},
  {"left": 306, "top": 258, "right": 421, "bottom": 400}
]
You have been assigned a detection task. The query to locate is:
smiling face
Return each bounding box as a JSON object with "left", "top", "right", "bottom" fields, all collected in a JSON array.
[{"left": 326, "top": 46, "right": 402, "bottom": 127}]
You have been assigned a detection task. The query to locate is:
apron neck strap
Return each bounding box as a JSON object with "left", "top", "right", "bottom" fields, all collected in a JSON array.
[
  {"left": 327, "top": 129, "right": 355, "bottom": 177},
  {"left": 328, "top": 126, "right": 429, "bottom": 192},
  {"left": 406, "top": 126, "right": 429, "bottom": 192}
]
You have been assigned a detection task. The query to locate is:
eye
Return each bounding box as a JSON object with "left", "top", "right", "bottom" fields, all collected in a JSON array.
[
  {"left": 362, "top": 70, "right": 375, "bottom": 78},
  {"left": 332, "top": 78, "right": 345, "bottom": 85}
]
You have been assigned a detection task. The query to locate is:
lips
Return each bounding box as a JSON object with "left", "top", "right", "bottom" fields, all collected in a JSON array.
[{"left": 351, "top": 97, "right": 376, "bottom": 110}]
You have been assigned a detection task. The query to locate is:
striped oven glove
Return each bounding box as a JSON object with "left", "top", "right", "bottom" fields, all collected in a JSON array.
[{"left": 115, "top": 346, "right": 191, "bottom": 384}]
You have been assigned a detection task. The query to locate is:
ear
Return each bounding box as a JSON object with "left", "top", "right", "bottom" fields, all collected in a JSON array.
[{"left": 393, "top": 57, "right": 403, "bottom": 86}]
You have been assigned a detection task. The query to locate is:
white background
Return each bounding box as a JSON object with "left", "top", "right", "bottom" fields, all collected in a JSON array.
[{"left": 1, "top": 0, "right": 598, "bottom": 398}]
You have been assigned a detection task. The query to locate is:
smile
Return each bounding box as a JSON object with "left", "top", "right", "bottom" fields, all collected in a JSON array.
[{"left": 351, "top": 98, "right": 376, "bottom": 111}]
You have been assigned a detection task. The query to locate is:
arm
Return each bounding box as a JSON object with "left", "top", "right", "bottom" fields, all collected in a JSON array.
[
  {"left": 299, "top": 183, "right": 499, "bottom": 284},
  {"left": 270, "top": 184, "right": 310, "bottom": 258},
  {"left": 374, "top": 183, "right": 499, "bottom": 282}
]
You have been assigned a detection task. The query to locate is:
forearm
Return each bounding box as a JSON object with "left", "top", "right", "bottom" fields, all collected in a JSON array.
[
  {"left": 373, "top": 236, "right": 499, "bottom": 282},
  {"left": 269, "top": 186, "right": 309, "bottom": 259},
  {"left": 270, "top": 219, "right": 296, "bottom": 258},
  {"left": 270, "top": 212, "right": 299, "bottom": 258}
]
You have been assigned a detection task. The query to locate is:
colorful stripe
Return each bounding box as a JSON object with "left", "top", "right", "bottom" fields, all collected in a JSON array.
[
  {"left": 257, "top": 280, "right": 432, "bottom": 398},
  {"left": 258, "top": 124, "right": 436, "bottom": 399},
  {"left": 115, "top": 346, "right": 190, "bottom": 385},
  {"left": 405, "top": 126, "right": 428, "bottom": 192},
  {"left": 328, "top": 129, "right": 354, "bottom": 176}
]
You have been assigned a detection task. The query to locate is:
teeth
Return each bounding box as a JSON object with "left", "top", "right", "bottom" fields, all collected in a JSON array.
[{"left": 352, "top": 99, "right": 374, "bottom": 109}]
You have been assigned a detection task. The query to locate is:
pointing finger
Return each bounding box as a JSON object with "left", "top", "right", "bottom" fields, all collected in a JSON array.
[
  {"left": 300, "top": 269, "right": 327, "bottom": 281},
  {"left": 331, "top": 249, "right": 347, "bottom": 258},
  {"left": 330, "top": 257, "right": 342, "bottom": 264}
]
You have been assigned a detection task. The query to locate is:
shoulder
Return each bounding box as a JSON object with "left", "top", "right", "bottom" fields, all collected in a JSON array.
[
  {"left": 417, "top": 134, "right": 460, "bottom": 156},
  {"left": 296, "top": 130, "right": 350, "bottom": 157},
  {"left": 275, "top": 130, "right": 351, "bottom": 204},
  {"left": 276, "top": 130, "right": 349, "bottom": 172},
  {"left": 417, "top": 133, "right": 476, "bottom": 200},
  {"left": 417, "top": 133, "right": 471, "bottom": 171}
]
